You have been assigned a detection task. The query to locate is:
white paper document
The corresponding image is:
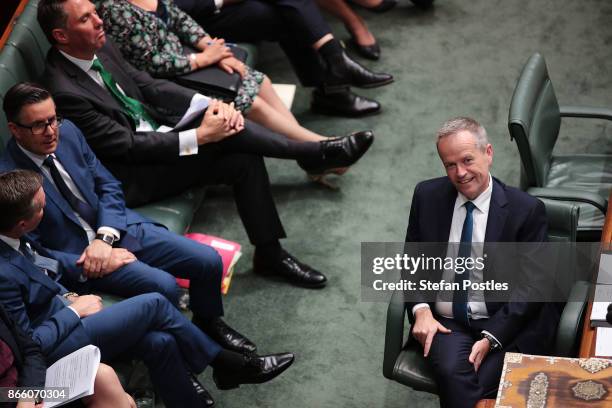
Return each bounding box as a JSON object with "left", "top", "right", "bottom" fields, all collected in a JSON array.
[
  {"left": 595, "top": 327, "right": 612, "bottom": 357},
  {"left": 598, "top": 253, "right": 612, "bottom": 284},
  {"left": 44, "top": 345, "right": 101, "bottom": 408},
  {"left": 173, "top": 97, "right": 209, "bottom": 130},
  {"left": 590, "top": 284, "right": 612, "bottom": 327}
]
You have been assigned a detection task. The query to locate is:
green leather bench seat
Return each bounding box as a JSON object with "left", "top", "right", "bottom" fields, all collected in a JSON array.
[
  {"left": 133, "top": 188, "right": 205, "bottom": 234},
  {"left": 546, "top": 154, "right": 612, "bottom": 230}
]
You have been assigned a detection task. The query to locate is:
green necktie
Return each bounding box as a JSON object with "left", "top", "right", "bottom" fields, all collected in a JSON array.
[{"left": 91, "top": 59, "right": 159, "bottom": 129}]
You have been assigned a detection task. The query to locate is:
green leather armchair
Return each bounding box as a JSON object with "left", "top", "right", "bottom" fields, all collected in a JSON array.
[
  {"left": 508, "top": 52, "right": 612, "bottom": 238},
  {"left": 382, "top": 198, "right": 589, "bottom": 394}
]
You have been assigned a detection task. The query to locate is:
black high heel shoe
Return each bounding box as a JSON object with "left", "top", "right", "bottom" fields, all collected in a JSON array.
[{"left": 347, "top": 37, "right": 381, "bottom": 60}]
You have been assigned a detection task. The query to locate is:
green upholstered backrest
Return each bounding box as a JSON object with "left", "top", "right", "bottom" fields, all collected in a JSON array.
[
  {"left": 0, "top": 0, "right": 50, "bottom": 155},
  {"left": 508, "top": 53, "right": 562, "bottom": 189}
]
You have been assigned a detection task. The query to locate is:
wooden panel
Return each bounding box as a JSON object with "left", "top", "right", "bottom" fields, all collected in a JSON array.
[
  {"left": 495, "top": 353, "right": 612, "bottom": 407},
  {"left": 0, "top": 0, "right": 29, "bottom": 50},
  {"left": 579, "top": 189, "right": 612, "bottom": 358}
]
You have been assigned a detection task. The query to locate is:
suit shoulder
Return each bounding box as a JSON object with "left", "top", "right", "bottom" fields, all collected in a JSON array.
[{"left": 414, "top": 177, "right": 449, "bottom": 192}]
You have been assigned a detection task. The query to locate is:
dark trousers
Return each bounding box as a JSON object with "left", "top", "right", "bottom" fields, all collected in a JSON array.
[
  {"left": 425, "top": 316, "right": 515, "bottom": 408},
  {"left": 70, "top": 223, "right": 224, "bottom": 319},
  {"left": 112, "top": 120, "right": 288, "bottom": 245},
  {"left": 175, "top": 0, "right": 331, "bottom": 86},
  {"left": 78, "top": 293, "right": 221, "bottom": 408}
]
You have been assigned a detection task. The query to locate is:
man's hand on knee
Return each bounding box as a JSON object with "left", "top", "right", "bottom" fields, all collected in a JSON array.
[
  {"left": 70, "top": 295, "right": 103, "bottom": 318},
  {"left": 412, "top": 307, "right": 451, "bottom": 357},
  {"left": 100, "top": 248, "right": 137, "bottom": 276},
  {"left": 77, "top": 240, "right": 113, "bottom": 278},
  {"left": 468, "top": 338, "right": 490, "bottom": 372}
]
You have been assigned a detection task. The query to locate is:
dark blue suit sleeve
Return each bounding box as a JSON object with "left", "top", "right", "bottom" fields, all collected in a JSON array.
[
  {"left": 0, "top": 271, "right": 81, "bottom": 356},
  {"left": 75, "top": 123, "right": 129, "bottom": 234}
]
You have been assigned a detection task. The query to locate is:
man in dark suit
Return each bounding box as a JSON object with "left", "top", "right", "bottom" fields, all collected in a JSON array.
[
  {"left": 0, "top": 169, "right": 294, "bottom": 408},
  {"left": 36, "top": 0, "right": 374, "bottom": 288},
  {"left": 404, "top": 117, "right": 560, "bottom": 408},
  {"left": 0, "top": 82, "right": 269, "bottom": 357},
  {"left": 173, "top": 0, "right": 393, "bottom": 117}
]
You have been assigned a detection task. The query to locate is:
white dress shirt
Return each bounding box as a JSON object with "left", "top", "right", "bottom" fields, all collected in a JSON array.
[
  {"left": 59, "top": 51, "right": 208, "bottom": 156},
  {"left": 17, "top": 145, "right": 119, "bottom": 243}
]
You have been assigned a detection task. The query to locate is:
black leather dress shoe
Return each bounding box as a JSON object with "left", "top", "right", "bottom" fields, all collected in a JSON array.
[
  {"left": 254, "top": 250, "right": 327, "bottom": 288},
  {"left": 190, "top": 373, "right": 215, "bottom": 407},
  {"left": 297, "top": 130, "right": 374, "bottom": 176},
  {"left": 347, "top": 37, "right": 380, "bottom": 60},
  {"left": 311, "top": 86, "right": 380, "bottom": 117},
  {"left": 213, "top": 352, "right": 295, "bottom": 390},
  {"left": 193, "top": 316, "right": 257, "bottom": 354},
  {"left": 342, "top": 52, "right": 393, "bottom": 88}
]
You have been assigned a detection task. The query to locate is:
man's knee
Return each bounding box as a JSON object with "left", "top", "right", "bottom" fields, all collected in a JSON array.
[
  {"left": 152, "top": 272, "right": 181, "bottom": 306},
  {"left": 140, "top": 331, "right": 180, "bottom": 358}
]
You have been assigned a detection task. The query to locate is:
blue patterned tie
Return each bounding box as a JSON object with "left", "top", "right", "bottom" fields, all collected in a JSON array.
[{"left": 453, "top": 201, "right": 475, "bottom": 326}]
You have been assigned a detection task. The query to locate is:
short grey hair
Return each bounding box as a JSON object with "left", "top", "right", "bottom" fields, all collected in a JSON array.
[{"left": 435, "top": 117, "right": 489, "bottom": 150}]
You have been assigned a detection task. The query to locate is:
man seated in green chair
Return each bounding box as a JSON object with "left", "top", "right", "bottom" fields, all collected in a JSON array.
[{"left": 404, "top": 117, "right": 561, "bottom": 408}]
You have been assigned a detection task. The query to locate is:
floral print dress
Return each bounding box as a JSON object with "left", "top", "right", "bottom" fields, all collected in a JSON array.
[{"left": 97, "top": 0, "right": 263, "bottom": 112}]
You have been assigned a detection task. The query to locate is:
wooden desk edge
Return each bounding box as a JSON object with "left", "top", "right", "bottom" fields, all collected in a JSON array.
[
  {"left": 0, "top": 0, "right": 30, "bottom": 51},
  {"left": 579, "top": 189, "right": 612, "bottom": 358}
]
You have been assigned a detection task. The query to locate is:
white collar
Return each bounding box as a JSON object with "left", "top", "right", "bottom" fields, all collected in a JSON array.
[
  {"left": 0, "top": 234, "right": 20, "bottom": 252},
  {"left": 454, "top": 173, "right": 493, "bottom": 213},
  {"left": 59, "top": 49, "right": 99, "bottom": 73},
  {"left": 17, "top": 143, "right": 54, "bottom": 170}
]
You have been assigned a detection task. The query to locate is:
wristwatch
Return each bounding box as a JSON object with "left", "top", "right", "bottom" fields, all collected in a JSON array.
[
  {"left": 95, "top": 233, "right": 116, "bottom": 246},
  {"left": 482, "top": 332, "right": 501, "bottom": 352}
]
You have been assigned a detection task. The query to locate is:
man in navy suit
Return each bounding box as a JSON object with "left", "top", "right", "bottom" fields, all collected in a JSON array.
[
  {"left": 0, "top": 169, "right": 294, "bottom": 408},
  {"left": 404, "top": 117, "right": 560, "bottom": 408},
  {"left": 0, "top": 82, "right": 264, "bottom": 358}
]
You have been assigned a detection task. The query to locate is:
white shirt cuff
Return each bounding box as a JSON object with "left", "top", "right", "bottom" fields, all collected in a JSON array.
[
  {"left": 179, "top": 129, "right": 199, "bottom": 156},
  {"left": 481, "top": 330, "right": 502, "bottom": 348},
  {"left": 67, "top": 306, "right": 80, "bottom": 318},
  {"left": 97, "top": 226, "right": 120, "bottom": 240},
  {"left": 412, "top": 303, "right": 430, "bottom": 317}
]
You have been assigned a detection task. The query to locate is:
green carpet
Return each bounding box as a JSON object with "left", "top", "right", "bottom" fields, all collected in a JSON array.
[{"left": 188, "top": 1, "right": 612, "bottom": 406}]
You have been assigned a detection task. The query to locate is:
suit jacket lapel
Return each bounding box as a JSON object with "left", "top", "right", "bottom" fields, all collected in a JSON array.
[
  {"left": 53, "top": 143, "right": 98, "bottom": 209},
  {"left": 438, "top": 180, "right": 458, "bottom": 242},
  {"left": 50, "top": 48, "right": 120, "bottom": 110},
  {"left": 7, "top": 140, "right": 84, "bottom": 229},
  {"left": 484, "top": 178, "right": 509, "bottom": 243},
  {"left": 0, "top": 241, "right": 58, "bottom": 291}
]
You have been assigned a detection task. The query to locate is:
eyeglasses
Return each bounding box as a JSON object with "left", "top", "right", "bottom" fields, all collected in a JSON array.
[{"left": 14, "top": 116, "right": 63, "bottom": 135}]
